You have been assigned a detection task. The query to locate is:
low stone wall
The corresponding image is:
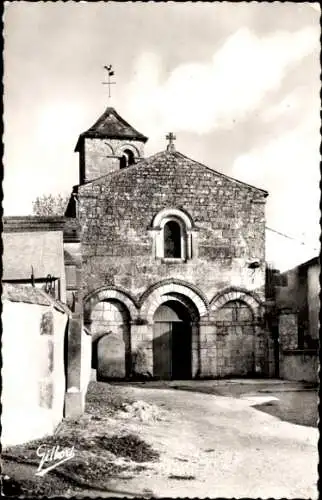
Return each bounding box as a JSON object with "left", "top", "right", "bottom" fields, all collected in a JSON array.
[{"left": 280, "top": 349, "right": 319, "bottom": 383}]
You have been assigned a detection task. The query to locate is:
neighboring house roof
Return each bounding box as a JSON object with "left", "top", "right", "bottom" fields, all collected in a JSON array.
[
  {"left": 2, "top": 283, "right": 70, "bottom": 315},
  {"left": 298, "top": 255, "right": 320, "bottom": 269},
  {"left": 3, "top": 216, "right": 66, "bottom": 233},
  {"left": 79, "top": 149, "right": 268, "bottom": 196},
  {"left": 3, "top": 229, "right": 64, "bottom": 281},
  {"left": 75, "top": 107, "right": 148, "bottom": 151}
]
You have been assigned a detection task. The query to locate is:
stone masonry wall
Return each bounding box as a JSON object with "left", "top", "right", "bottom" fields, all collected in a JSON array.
[
  {"left": 78, "top": 151, "right": 267, "bottom": 303},
  {"left": 83, "top": 138, "right": 145, "bottom": 182}
]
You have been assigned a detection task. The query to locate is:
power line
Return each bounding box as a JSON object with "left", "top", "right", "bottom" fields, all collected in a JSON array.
[{"left": 265, "top": 226, "right": 319, "bottom": 250}]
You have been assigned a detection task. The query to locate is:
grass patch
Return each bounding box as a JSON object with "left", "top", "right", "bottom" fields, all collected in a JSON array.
[
  {"left": 93, "top": 434, "right": 159, "bottom": 462},
  {"left": 86, "top": 381, "right": 134, "bottom": 416},
  {"left": 2, "top": 381, "right": 159, "bottom": 496},
  {"left": 1, "top": 471, "right": 75, "bottom": 498}
]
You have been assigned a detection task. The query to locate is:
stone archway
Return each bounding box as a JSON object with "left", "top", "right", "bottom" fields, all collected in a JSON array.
[
  {"left": 139, "top": 280, "right": 206, "bottom": 379},
  {"left": 210, "top": 288, "right": 263, "bottom": 316},
  {"left": 153, "top": 300, "right": 193, "bottom": 380},
  {"left": 84, "top": 287, "right": 138, "bottom": 325},
  {"left": 140, "top": 279, "right": 208, "bottom": 322},
  {"left": 84, "top": 288, "right": 138, "bottom": 380},
  {"left": 210, "top": 289, "right": 265, "bottom": 377},
  {"left": 90, "top": 299, "right": 131, "bottom": 379},
  {"left": 213, "top": 300, "right": 255, "bottom": 377}
]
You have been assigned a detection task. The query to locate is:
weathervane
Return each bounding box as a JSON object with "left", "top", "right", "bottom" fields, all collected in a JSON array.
[
  {"left": 166, "top": 132, "right": 176, "bottom": 152},
  {"left": 102, "top": 65, "right": 116, "bottom": 99}
]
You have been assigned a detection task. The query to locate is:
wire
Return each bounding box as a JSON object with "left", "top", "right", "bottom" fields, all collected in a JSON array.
[{"left": 265, "top": 226, "right": 319, "bottom": 250}]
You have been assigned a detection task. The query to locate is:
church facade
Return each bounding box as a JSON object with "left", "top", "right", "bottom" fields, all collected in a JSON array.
[{"left": 70, "top": 107, "right": 273, "bottom": 380}]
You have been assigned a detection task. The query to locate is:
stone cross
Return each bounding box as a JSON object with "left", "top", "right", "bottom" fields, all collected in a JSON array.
[
  {"left": 102, "top": 65, "right": 116, "bottom": 99},
  {"left": 166, "top": 132, "right": 176, "bottom": 152}
]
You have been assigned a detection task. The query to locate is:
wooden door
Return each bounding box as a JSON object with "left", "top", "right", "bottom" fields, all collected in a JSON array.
[{"left": 153, "top": 322, "right": 171, "bottom": 379}]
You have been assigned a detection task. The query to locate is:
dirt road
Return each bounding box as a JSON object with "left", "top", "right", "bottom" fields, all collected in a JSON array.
[{"left": 106, "top": 385, "right": 318, "bottom": 498}]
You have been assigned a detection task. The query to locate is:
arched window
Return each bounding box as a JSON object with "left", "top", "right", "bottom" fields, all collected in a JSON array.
[
  {"left": 150, "top": 208, "right": 196, "bottom": 261},
  {"left": 120, "top": 149, "right": 136, "bottom": 169},
  {"left": 164, "top": 221, "right": 181, "bottom": 258},
  {"left": 124, "top": 149, "right": 135, "bottom": 166}
]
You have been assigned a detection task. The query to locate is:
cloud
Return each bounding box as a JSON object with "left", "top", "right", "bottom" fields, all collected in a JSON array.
[
  {"left": 261, "top": 91, "right": 301, "bottom": 123},
  {"left": 232, "top": 110, "right": 320, "bottom": 248},
  {"left": 125, "top": 26, "right": 319, "bottom": 135}
]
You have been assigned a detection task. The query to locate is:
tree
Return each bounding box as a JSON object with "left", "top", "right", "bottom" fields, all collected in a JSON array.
[{"left": 32, "top": 193, "right": 70, "bottom": 216}]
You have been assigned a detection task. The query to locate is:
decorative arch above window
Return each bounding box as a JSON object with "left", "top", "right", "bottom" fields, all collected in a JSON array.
[
  {"left": 116, "top": 144, "right": 140, "bottom": 169},
  {"left": 150, "top": 208, "right": 197, "bottom": 261}
]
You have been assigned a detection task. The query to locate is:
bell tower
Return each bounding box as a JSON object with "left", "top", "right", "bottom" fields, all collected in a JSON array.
[{"left": 75, "top": 107, "right": 148, "bottom": 184}]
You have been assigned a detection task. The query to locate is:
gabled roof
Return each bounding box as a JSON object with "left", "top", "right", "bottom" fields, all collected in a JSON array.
[
  {"left": 3, "top": 283, "right": 71, "bottom": 315},
  {"left": 75, "top": 107, "right": 148, "bottom": 151},
  {"left": 3, "top": 216, "right": 66, "bottom": 233},
  {"left": 79, "top": 149, "right": 268, "bottom": 196},
  {"left": 298, "top": 255, "right": 320, "bottom": 269},
  {"left": 176, "top": 151, "right": 268, "bottom": 196}
]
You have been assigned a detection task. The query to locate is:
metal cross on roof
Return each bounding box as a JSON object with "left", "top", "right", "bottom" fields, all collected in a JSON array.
[
  {"left": 166, "top": 132, "right": 176, "bottom": 152},
  {"left": 102, "top": 65, "right": 116, "bottom": 99}
]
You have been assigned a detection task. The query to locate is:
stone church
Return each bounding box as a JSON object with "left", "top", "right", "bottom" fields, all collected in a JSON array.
[
  {"left": 2, "top": 104, "right": 317, "bottom": 444},
  {"left": 68, "top": 106, "right": 273, "bottom": 381}
]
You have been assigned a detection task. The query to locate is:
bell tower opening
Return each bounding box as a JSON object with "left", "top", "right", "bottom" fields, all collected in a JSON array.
[
  {"left": 120, "top": 148, "right": 136, "bottom": 169},
  {"left": 75, "top": 107, "right": 148, "bottom": 184}
]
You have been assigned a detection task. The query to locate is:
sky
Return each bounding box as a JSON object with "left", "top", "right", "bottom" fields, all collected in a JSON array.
[{"left": 3, "top": 2, "right": 321, "bottom": 270}]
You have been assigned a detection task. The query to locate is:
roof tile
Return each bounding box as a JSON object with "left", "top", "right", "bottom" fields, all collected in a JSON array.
[
  {"left": 3, "top": 283, "right": 71, "bottom": 315},
  {"left": 75, "top": 107, "right": 148, "bottom": 151}
]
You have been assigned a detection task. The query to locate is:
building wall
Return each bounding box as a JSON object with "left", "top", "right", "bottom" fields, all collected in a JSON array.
[
  {"left": 1, "top": 300, "right": 68, "bottom": 447},
  {"left": 64, "top": 240, "right": 82, "bottom": 311},
  {"left": 3, "top": 230, "right": 66, "bottom": 302},
  {"left": 280, "top": 350, "right": 319, "bottom": 383},
  {"left": 275, "top": 259, "right": 320, "bottom": 347},
  {"left": 274, "top": 267, "right": 306, "bottom": 312},
  {"left": 275, "top": 259, "right": 319, "bottom": 383},
  {"left": 79, "top": 153, "right": 267, "bottom": 302},
  {"left": 83, "top": 138, "right": 145, "bottom": 182},
  {"left": 307, "top": 262, "right": 320, "bottom": 340},
  {"left": 79, "top": 152, "right": 269, "bottom": 379}
]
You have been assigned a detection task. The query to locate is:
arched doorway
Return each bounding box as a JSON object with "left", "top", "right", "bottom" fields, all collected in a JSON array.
[
  {"left": 153, "top": 300, "right": 192, "bottom": 380},
  {"left": 214, "top": 300, "right": 255, "bottom": 377},
  {"left": 90, "top": 299, "right": 131, "bottom": 380}
]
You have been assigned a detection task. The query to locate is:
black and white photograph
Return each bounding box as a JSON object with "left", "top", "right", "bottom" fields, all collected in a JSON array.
[{"left": 1, "top": 2, "right": 320, "bottom": 498}]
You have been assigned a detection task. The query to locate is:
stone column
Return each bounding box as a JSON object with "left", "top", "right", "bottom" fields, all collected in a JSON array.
[
  {"left": 198, "top": 321, "right": 217, "bottom": 377},
  {"left": 64, "top": 264, "right": 85, "bottom": 417},
  {"left": 131, "top": 322, "right": 153, "bottom": 377},
  {"left": 191, "top": 322, "right": 201, "bottom": 378}
]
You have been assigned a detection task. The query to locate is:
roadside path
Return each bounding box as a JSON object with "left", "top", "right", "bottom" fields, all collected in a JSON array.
[{"left": 108, "top": 385, "right": 318, "bottom": 498}]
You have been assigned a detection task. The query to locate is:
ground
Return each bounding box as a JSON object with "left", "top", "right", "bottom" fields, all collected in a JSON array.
[
  {"left": 2, "top": 380, "right": 318, "bottom": 498},
  {"left": 127, "top": 378, "right": 318, "bottom": 427}
]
